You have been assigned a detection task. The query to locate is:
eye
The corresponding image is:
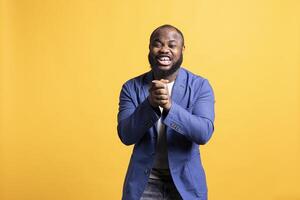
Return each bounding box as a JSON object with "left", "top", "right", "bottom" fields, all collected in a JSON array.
[
  {"left": 152, "top": 41, "right": 162, "bottom": 48},
  {"left": 169, "top": 44, "right": 176, "bottom": 48}
]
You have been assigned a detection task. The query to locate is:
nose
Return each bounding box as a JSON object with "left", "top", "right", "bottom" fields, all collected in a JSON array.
[{"left": 159, "top": 45, "right": 170, "bottom": 53}]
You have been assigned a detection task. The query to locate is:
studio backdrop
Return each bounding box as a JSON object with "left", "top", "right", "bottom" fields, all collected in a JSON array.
[{"left": 1, "top": 0, "right": 299, "bottom": 199}]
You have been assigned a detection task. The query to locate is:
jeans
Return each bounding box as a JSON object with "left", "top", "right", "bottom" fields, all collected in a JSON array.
[{"left": 140, "top": 177, "right": 183, "bottom": 200}]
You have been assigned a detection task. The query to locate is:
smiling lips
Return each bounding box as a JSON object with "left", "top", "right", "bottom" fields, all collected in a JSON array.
[{"left": 156, "top": 56, "right": 172, "bottom": 66}]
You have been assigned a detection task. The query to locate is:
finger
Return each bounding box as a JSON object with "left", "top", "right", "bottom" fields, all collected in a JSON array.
[
  {"left": 149, "top": 86, "right": 165, "bottom": 93},
  {"left": 149, "top": 90, "right": 167, "bottom": 100},
  {"left": 153, "top": 98, "right": 168, "bottom": 106},
  {"left": 152, "top": 80, "right": 161, "bottom": 84},
  {"left": 151, "top": 81, "right": 166, "bottom": 90},
  {"left": 154, "top": 89, "right": 168, "bottom": 95},
  {"left": 149, "top": 84, "right": 164, "bottom": 92},
  {"left": 155, "top": 95, "right": 169, "bottom": 101},
  {"left": 158, "top": 100, "right": 169, "bottom": 105},
  {"left": 160, "top": 79, "right": 169, "bottom": 84},
  {"left": 152, "top": 80, "right": 166, "bottom": 86}
]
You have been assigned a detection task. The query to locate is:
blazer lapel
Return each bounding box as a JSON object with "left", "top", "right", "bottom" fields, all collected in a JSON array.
[
  {"left": 170, "top": 68, "right": 187, "bottom": 105},
  {"left": 141, "top": 70, "right": 153, "bottom": 100}
]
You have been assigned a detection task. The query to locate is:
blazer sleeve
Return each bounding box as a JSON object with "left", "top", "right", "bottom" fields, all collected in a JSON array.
[
  {"left": 163, "top": 79, "right": 215, "bottom": 145},
  {"left": 117, "top": 82, "right": 161, "bottom": 145}
]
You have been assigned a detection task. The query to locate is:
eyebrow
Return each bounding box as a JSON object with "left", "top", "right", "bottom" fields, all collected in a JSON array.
[
  {"left": 153, "top": 39, "right": 161, "bottom": 43},
  {"left": 152, "top": 39, "right": 178, "bottom": 43}
]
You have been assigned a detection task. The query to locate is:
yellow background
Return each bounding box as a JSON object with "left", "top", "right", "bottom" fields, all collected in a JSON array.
[{"left": 1, "top": 0, "right": 299, "bottom": 199}]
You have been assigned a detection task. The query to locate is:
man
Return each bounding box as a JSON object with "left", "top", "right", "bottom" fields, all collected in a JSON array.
[{"left": 117, "top": 24, "right": 215, "bottom": 200}]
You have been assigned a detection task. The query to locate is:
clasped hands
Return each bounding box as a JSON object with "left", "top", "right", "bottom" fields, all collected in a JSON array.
[{"left": 148, "top": 79, "right": 171, "bottom": 111}]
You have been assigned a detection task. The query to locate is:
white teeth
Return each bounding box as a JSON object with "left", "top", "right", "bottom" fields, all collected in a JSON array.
[{"left": 158, "top": 57, "right": 170, "bottom": 61}]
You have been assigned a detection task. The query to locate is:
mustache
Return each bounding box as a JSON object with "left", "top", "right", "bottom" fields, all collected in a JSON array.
[{"left": 148, "top": 52, "right": 183, "bottom": 77}]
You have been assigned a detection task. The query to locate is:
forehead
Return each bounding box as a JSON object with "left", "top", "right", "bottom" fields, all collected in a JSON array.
[{"left": 151, "top": 28, "right": 182, "bottom": 43}]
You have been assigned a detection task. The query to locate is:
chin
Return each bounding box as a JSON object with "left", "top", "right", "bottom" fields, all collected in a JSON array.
[{"left": 157, "top": 65, "right": 172, "bottom": 71}]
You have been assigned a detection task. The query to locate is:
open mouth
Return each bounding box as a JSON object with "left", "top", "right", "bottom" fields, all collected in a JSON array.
[{"left": 156, "top": 56, "right": 172, "bottom": 66}]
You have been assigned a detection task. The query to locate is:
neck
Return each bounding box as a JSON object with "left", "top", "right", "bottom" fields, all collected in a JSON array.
[{"left": 152, "top": 69, "right": 179, "bottom": 82}]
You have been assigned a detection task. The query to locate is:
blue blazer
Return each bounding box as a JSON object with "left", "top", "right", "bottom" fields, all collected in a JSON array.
[{"left": 117, "top": 67, "right": 215, "bottom": 200}]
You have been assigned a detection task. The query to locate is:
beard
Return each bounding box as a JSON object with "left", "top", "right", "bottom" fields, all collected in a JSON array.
[{"left": 148, "top": 52, "right": 183, "bottom": 78}]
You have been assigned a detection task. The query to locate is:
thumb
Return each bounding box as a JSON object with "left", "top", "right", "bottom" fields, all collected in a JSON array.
[{"left": 160, "top": 79, "right": 169, "bottom": 83}]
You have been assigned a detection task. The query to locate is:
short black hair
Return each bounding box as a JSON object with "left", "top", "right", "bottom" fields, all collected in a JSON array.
[{"left": 149, "top": 24, "right": 185, "bottom": 46}]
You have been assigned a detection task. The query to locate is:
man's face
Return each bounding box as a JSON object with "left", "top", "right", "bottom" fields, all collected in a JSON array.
[{"left": 148, "top": 28, "right": 185, "bottom": 76}]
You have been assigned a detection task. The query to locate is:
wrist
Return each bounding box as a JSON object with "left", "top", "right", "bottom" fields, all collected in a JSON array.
[
  {"left": 164, "top": 102, "right": 172, "bottom": 111},
  {"left": 147, "top": 96, "right": 158, "bottom": 108}
]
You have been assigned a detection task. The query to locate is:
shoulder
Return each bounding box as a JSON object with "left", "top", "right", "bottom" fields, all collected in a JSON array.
[
  {"left": 123, "top": 71, "right": 147, "bottom": 85},
  {"left": 180, "top": 67, "right": 214, "bottom": 101},
  {"left": 180, "top": 67, "right": 210, "bottom": 88},
  {"left": 121, "top": 70, "right": 149, "bottom": 89}
]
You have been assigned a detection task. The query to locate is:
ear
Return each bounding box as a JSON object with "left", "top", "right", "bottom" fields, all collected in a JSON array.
[{"left": 182, "top": 45, "right": 185, "bottom": 52}]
